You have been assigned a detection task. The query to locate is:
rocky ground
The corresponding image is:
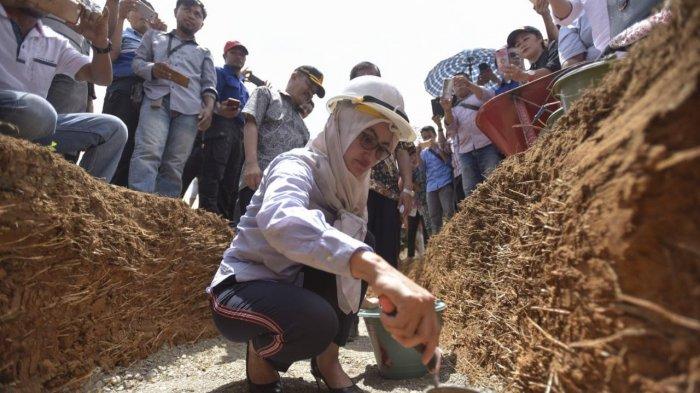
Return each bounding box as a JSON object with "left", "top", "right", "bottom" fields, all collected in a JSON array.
[{"left": 82, "top": 322, "right": 500, "bottom": 393}]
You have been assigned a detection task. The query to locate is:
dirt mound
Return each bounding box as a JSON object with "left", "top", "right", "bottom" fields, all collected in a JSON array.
[
  {"left": 407, "top": 1, "right": 700, "bottom": 391},
  {"left": 0, "top": 137, "right": 232, "bottom": 391}
]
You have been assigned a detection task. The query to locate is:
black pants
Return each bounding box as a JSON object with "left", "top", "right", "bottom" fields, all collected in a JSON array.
[
  {"left": 211, "top": 272, "right": 368, "bottom": 372},
  {"left": 367, "top": 190, "right": 400, "bottom": 267},
  {"left": 217, "top": 131, "right": 244, "bottom": 221},
  {"left": 406, "top": 213, "right": 428, "bottom": 258},
  {"left": 103, "top": 78, "right": 141, "bottom": 187},
  {"left": 181, "top": 116, "right": 243, "bottom": 216},
  {"left": 238, "top": 186, "right": 255, "bottom": 219},
  {"left": 453, "top": 174, "right": 466, "bottom": 210}
]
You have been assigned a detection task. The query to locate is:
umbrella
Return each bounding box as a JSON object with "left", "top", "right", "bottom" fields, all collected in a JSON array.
[{"left": 424, "top": 48, "right": 497, "bottom": 97}]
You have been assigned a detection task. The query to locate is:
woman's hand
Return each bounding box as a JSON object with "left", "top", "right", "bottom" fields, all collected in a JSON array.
[{"left": 349, "top": 251, "right": 440, "bottom": 365}]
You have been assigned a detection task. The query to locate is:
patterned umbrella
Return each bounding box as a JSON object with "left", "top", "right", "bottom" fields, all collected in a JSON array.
[{"left": 424, "top": 48, "right": 497, "bottom": 97}]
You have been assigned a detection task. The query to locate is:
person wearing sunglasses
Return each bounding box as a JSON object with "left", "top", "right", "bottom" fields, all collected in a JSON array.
[{"left": 207, "top": 76, "right": 441, "bottom": 393}]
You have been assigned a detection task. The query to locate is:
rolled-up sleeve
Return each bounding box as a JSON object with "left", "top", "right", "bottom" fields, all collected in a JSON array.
[
  {"left": 242, "top": 87, "right": 271, "bottom": 126},
  {"left": 255, "top": 157, "right": 370, "bottom": 278},
  {"left": 554, "top": 0, "right": 584, "bottom": 26},
  {"left": 200, "top": 49, "right": 218, "bottom": 99},
  {"left": 132, "top": 29, "right": 155, "bottom": 81}
]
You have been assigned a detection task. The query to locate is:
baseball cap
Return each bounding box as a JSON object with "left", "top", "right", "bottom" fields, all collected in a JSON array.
[
  {"left": 223, "top": 40, "right": 249, "bottom": 55},
  {"left": 295, "top": 65, "right": 325, "bottom": 98},
  {"left": 507, "top": 26, "right": 543, "bottom": 48}
]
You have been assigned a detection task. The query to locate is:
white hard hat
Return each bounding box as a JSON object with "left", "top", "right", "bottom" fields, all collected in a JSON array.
[{"left": 327, "top": 76, "right": 416, "bottom": 142}]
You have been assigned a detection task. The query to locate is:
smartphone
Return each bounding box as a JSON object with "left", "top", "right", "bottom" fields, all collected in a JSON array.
[
  {"left": 441, "top": 78, "right": 454, "bottom": 100},
  {"left": 135, "top": 0, "right": 157, "bottom": 21},
  {"left": 431, "top": 97, "right": 444, "bottom": 117},
  {"left": 225, "top": 98, "right": 240, "bottom": 109}
]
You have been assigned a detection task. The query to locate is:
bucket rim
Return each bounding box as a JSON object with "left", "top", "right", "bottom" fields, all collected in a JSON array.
[{"left": 358, "top": 299, "right": 447, "bottom": 318}]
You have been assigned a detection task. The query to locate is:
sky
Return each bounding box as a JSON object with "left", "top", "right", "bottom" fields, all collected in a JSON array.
[{"left": 95, "top": 0, "right": 547, "bottom": 137}]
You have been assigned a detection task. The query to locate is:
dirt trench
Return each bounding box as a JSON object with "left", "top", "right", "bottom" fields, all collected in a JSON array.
[{"left": 406, "top": 0, "right": 700, "bottom": 391}]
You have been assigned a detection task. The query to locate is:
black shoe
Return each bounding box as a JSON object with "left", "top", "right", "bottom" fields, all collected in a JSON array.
[
  {"left": 246, "top": 343, "right": 283, "bottom": 393},
  {"left": 347, "top": 318, "right": 359, "bottom": 342},
  {"left": 310, "top": 357, "right": 363, "bottom": 393}
]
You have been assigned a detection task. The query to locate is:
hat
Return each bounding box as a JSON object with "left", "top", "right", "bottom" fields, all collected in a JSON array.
[
  {"left": 223, "top": 40, "right": 249, "bottom": 55},
  {"left": 327, "top": 75, "right": 415, "bottom": 142},
  {"left": 295, "top": 65, "right": 325, "bottom": 98},
  {"left": 507, "top": 26, "right": 543, "bottom": 48}
]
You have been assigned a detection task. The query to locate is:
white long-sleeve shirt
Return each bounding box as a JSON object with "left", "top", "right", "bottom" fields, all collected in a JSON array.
[
  {"left": 209, "top": 149, "right": 371, "bottom": 290},
  {"left": 554, "top": 0, "right": 611, "bottom": 52}
]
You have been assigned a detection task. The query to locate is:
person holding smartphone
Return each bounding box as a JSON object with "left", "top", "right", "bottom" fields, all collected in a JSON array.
[{"left": 182, "top": 40, "right": 250, "bottom": 217}]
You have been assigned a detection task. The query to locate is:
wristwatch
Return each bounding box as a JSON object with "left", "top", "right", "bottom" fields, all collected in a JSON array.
[
  {"left": 91, "top": 40, "right": 112, "bottom": 54},
  {"left": 402, "top": 188, "right": 415, "bottom": 197}
]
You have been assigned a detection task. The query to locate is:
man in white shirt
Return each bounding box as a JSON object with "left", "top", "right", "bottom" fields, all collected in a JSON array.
[
  {"left": 0, "top": 1, "right": 127, "bottom": 181},
  {"left": 440, "top": 73, "right": 501, "bottom": 196}
]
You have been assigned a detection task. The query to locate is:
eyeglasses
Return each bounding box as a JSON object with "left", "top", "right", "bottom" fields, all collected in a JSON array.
[{"left": 358, "top": 130, "right": 392, "bottom": 161}]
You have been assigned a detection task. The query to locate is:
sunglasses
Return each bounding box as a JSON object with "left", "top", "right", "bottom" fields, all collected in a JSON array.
[{"left": 358, "top": 130, "right": 392, "bottom": 161}]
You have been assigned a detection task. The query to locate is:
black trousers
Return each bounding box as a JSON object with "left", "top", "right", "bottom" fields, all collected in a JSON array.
[
  {"left": 406, "top": 213, "right": 428, "bottom": 258},
  {"left": 238, "top": 186, "right": 255, "bottom": 220},
  {"left": 453, "top": 174, "right": 466, "bottom": 210},
  {"left": 181, "top": 115, "right": 243, "bottom": 216},
  {"left": 367, "top": 190, "right": 400, "bottom": 267},
  {"left": 103, "top": 78, "right": 141, "bottom": 187},
  {"left": 211, "top": 271, "right": 368, "bottom": 372}
]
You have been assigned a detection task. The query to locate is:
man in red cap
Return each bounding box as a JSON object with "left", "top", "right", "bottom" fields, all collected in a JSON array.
[{"left": 182, "top": 39, "right": 250, "bottom": 218}]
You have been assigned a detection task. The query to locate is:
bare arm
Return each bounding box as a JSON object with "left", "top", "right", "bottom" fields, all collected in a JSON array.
[
  {"left": 548, "top": 0, "right": 574, "bottom": 20},
  {"left": 73, "top": 7, "right": 113, "bottom": 86},
  {"left": 538, "top": 3, "right": 559, "bottom": 42},
  {"left": 242, "top": 116, "right": 263, "bottom": 190}
]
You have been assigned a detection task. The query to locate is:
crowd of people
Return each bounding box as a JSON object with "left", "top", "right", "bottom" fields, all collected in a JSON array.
[{"left": 0, "top": 0, "right": 665, "bottom": 391}]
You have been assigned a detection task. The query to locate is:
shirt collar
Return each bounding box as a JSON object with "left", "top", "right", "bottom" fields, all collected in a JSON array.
[
  {"left": 167, "top": 29, "right": 197, "bottom": 44},
  {"left": 222, "top": 64, "right": 242, "bottom": 77},
  {"left": 125, "top": 26, "right": 143, "bottom": 38},
  {"left": 1, "top": 5, "right": 46, "bottom": 37}
]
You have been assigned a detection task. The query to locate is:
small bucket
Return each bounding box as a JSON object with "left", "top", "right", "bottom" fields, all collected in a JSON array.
[
  {"left": 359, "top": 300, "right": 447, "bottom": 379},
  {"left": 552, "top": 60, "right": 614, "bottom": 112},
  {"left": 546, "top": 107, "right": 565, "bottom": 130}
]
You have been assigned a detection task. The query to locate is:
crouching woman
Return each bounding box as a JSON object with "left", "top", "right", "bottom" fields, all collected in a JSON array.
[{"left": 207, "top": 76, "right": 440, "bottom": 393}]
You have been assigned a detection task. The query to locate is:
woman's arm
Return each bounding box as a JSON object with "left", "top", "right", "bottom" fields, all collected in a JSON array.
[
  {"left": 349, "top": 250, "right": 440, "bottom": 364},
  {"left": 256, "top": 157, "right": 370, "bottom": 278}
]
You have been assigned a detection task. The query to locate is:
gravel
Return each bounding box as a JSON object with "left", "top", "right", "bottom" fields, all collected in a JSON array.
[{"left": 82, "top": 323, "right": 502, "bottom": 393}]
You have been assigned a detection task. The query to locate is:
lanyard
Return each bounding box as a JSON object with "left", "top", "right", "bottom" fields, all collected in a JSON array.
[{"left": 166, "top": 33, "right": 196, "bottom": 58}]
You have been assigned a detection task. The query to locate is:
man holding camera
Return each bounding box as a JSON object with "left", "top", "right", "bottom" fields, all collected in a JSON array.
[
  {"left": 441, "top": 73, "right": 500, "bottom": 197},
  {"left": 0, "top": 0, "right": 127, "bottom": 181}
]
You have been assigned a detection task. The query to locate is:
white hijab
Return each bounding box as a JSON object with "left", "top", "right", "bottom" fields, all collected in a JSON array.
[{"left": 308, "top": 102, "right": 398, "bottom": 314}]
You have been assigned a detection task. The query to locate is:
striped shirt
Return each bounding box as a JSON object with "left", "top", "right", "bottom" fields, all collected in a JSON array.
[{"left": 112, "top": 27, "right": 143, "bottom": 78}]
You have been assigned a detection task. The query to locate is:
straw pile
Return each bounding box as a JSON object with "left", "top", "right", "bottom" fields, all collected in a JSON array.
[
  {"left": 407, "top": 1, "right": 700, "bottom": 391},
  {"left": 0, "top": 136, "right": 232, "bottom": 391}
]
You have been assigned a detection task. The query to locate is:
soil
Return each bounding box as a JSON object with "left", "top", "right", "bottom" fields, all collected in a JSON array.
[
  {"left": 0, "top": 135, "right": 233, "bottom": 390},
  {"left": 80, "top": 323, "right": 495, "bottom": 393},
  {"left": 406, "top": 0, "right": 700, "bottom": 391},
  {"left": 1, "top": 0, "right": 698, "bottom": 392}
]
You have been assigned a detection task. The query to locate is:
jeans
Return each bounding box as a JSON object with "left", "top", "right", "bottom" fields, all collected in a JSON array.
[
  {"left": 47, "top": 74, "right": 88, "bottom": 114},
  {"left": 0, "top": 89, "right": 127, "bottom": 181},
  {"left": 426, "top": 183, "right": 455, "bottom": 234},
  {"left": 459, "top": 144, "right": 503, "bottom": 196},
  {"left": 129, "top": 96, "right": 199, "bottom": 197},
  {"left": 0, "top": 89, "right": 56, "bottom": 141},
  {"left": 103, "top": 77, "right": 142, "bottom": 187}
]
